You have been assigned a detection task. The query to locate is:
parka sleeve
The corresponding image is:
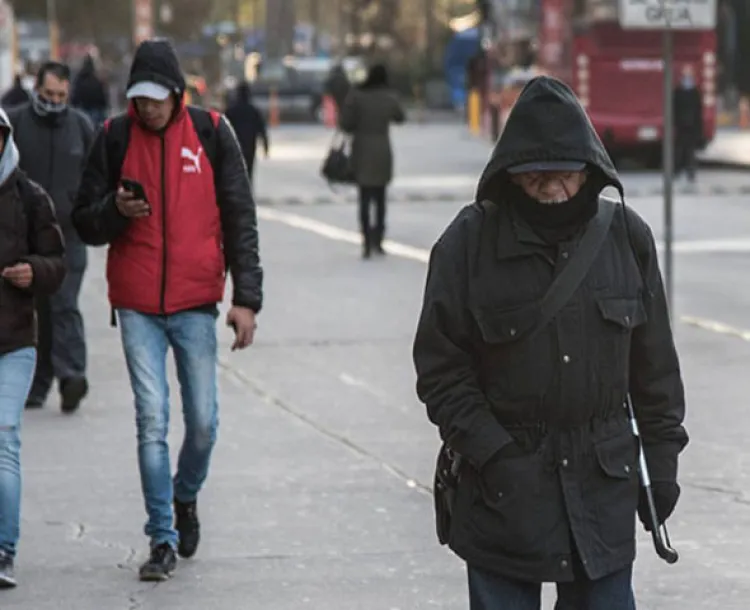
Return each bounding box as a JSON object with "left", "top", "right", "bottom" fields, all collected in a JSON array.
[
  {"left": 628, "top": 215, "right": 688, "bottom": 483},
  {"left": 215, "top": 115, "right": 263, "bottom": 313},
  {"left": 413, "top": 218, "right": 514, "bottom": 469},
  {"left": 72, "top": 128, "right": 130, "bottom": 246},
  {"left": 23, "top": 182, "right": 66, "bottom": 295}
]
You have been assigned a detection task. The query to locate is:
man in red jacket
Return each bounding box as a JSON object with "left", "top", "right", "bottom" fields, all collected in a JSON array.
[{"left": 72, "top": 39, "right": 262, "bottom": 582}]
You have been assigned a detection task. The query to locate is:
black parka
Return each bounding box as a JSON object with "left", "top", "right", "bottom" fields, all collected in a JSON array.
[{"left": 413, "top": 76, "right": 687, "bottom": 583}]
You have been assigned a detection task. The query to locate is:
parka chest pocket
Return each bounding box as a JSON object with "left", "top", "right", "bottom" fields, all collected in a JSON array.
[
  {"left": 470, "top": 303, "right": 552, "bottom": 400},
  {"left": 595, "top": 297, "right": 647, "bottom": 374}
]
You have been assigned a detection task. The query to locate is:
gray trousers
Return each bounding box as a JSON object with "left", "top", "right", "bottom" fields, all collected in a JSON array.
[{"left": 28, "top": 242, "right": 87, "bottom": 402}]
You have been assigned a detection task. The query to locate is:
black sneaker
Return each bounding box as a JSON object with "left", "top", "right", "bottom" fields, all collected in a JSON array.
[
  {"left": 24, "top": 397, "right": 44, "bottom": 410},
  {"left": 60, "top": 377, "right": 88, "bottom": 414},
  {"left": 174, "top": 499, "right": 200, "bottom": 559},
  {"left": 138, "top": 543, "right": 176, "bottom": 582},
  {"left": 0, "top": 551, "right": 16, "bottom": 589}
]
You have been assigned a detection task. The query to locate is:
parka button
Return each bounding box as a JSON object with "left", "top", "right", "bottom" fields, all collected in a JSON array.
[
  {"left": 561, "top": 559, "right": 569, "bottom": 569},
  {"left": 624, "top": 465, "right": 631, "bottom": 474},
  {"left": 562, "top": 354, "right": 571, "bottom": 364},
  {"left": 509, "top": 328, "right": 517, "bottom": 337},
  {"left": 624, "top": 315, "right": 631, "bottom": 325},
  {"left": 561, "top": 458, "right": 569, "bottom": 468},
  {"left": 562, "top": 251, "right": 569, "bottom": 259}
]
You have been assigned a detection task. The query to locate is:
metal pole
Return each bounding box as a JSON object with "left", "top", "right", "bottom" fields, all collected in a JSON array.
[
  {"left": 46, "top": 0, "right": 59, "bottom": 60},
  {"left": 662, "top": 26, "right": 674, "bottom": 312}
]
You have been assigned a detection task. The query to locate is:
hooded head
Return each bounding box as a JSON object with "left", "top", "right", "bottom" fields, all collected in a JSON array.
[
  {"left": 235, "top": 81, "right": 252, "bottom": 104},
  {"left": 80, "top": 54, "right": 96, "bottom": 76},
  {"left": 361, "top": 64, "right": 388, "bottom": 90},
  {"left": 126, "top": 38, "right": 186, "bottom": 131},
  {"left": 0, "top": 108, "right": 20, "bottom": 187},
  {"left": 476, "top": 76, "right": 622, "bottom": 205}
]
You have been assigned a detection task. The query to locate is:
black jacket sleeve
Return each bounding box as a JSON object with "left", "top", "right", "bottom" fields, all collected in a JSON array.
[
  {"left": 413, "top": 211, "right": 514, "bottom": 469},
  {"left": 21, "top": 180, "right": 66, "bottom": 295},
  {"left": 71, "top": 127, "right": 130, "bottom": 246},
  {"left": 215, "top": 115, "right": 263, "bottom": 312},
  {"left": 628, "top": 210, "right": 688, "bottom": 483}
]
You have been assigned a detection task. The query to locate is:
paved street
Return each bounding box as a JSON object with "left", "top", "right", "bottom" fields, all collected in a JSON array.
[
  {"left": 5, "top": 123, "right": 750, "bottom": 609},
  {"left": 254, "top": 123, "right": 750, "bottom": 205}
]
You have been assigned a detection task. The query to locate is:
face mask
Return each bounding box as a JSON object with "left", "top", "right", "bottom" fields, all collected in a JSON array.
[
  {"left": 681, "top": 76, "right": 695, "bottom": 89},
  {"left": 32, "top": 91, "right": 68, "bottom": 117}
]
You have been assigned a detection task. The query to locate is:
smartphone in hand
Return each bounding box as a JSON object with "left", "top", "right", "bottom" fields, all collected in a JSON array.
[{"left": 120, "top": 179, "right": 151, "bottom": 215}]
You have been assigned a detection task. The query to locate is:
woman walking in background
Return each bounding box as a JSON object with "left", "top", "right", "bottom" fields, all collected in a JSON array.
[{"left": 339, "top": 64, "right": 405, "bottom": 259}]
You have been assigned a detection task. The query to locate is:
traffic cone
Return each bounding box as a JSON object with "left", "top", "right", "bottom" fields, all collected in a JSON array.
[
  {"left": 322, "top": 94, "right": 337, "bottom": 127},
  {"left": 740, "top": 96, "right": 750, "bottom": 129},
  {"left": 269, "top": 88, "right": 280, "bottom": 128}
]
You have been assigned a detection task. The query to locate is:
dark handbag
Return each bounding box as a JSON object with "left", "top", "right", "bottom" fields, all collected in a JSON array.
[
  {"left": 321, "top": 131, "right": 355, "bottom": 184},
  {"left": 431, "top": 196, "right": 617, "bottom": 543}
]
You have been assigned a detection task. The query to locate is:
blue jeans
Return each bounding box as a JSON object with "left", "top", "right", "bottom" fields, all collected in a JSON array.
[
  {"left": 118, "top": 309, "right": 219, "bottom": 549},
  {"left": 468, "top": 564, "right": 636, "bottom": 610},
  {"left": 0, "top": 348, "right": 37, "bottom": 557}
]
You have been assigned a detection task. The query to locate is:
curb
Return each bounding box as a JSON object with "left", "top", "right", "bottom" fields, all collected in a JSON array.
[{"left": 256, "top": 183, "right": 750, "bottom": 206}]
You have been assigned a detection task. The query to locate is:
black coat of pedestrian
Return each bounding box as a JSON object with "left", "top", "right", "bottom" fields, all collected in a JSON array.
[
  {"left": 1, "top": 76, "right": 30, "bottom": 109},
  {"left": 71, "top": 55, "right": 109, "bottom": 125},
  {"left": 673, "top": 82, "right": 703, "bottom": 144},
  {"left": 413, "top": 76, "right": 687, "bottom": 583},
  {"left": 225, "top": 82, "right": 268, "bottom": 182},
  {"left": 324, "top": 65, "right": 351, "bottom": 113}
]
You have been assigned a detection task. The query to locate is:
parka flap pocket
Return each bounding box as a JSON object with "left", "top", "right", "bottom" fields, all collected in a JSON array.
[
  {"left": 471, "top": 304, "right": 539, "bottom": 345},
  {"left": 597, "top": 297, "right": 647, "bottom": 330},
  {"left": 595, "top": 430, "right": 637, "bottom": 480}
]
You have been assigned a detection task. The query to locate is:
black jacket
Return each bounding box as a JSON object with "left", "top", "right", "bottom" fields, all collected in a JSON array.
[
  {"left": 0, "top": 171, "right": 66, "bottom": 355},
  {"left": 71, "top": 57, "right": 109, "bottom": 116},
  {"left": 413, "top": 76, "right": 687, "bottom": 583},
  {"left": 225, "top": 83, "right": 269, "bottom": 167},
  {"left": 9, "top": 104, "right": 94, "bottom": 240},
  {"left": 673, "top": 84, "right": 703, "bottom": 141}
]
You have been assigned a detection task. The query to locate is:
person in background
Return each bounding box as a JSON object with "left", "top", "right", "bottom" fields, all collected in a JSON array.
[
  {"left": 0, "top": 107, "right": 66, "bottom": 589},
  {"left": 1, "top": 75, "right": 30, "bottom": 110},
  {"left": 339, "top": 64, "right": 405, "bottom": 259},
  {"left": 9, "top": 62, "right": 94, "bottom": 414},
  {"left": 673, "top": 63, "right": 703, "bottom": 185},
  {"left": 71, "top": 54, "right": 110, "bottom": 127},
  {"left": 324, "top": 63, "right": 351, "bottom": 116},
  {"left": 225, "top": 81, "right": 269, "bottom": 191}
]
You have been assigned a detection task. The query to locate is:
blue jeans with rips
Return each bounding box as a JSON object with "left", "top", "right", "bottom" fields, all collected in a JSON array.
[
  {"left": 0, "top": 348, "right": 37, "bottom": 557},
  {"left": 118, "top": 309, "right": 219, "bottom": 549}
]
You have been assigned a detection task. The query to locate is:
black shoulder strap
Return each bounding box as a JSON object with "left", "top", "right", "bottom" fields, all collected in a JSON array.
[
  {"left": 104, "top": 114, "right": 131, "bottom": 188},
  {"left": 530, "top": 196, "right": 616, "bottom": 338},
  {"left": 187, "top": 106, "right": 219, "bottom": 174}
]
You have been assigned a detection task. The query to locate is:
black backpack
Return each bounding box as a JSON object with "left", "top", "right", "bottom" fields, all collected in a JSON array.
[{"left": 104, "top": 106, "right": 222, "bottom": 188}]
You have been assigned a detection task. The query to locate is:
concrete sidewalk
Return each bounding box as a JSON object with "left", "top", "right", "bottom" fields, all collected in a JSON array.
[{"left": 699, "top": 127, "right": 750, "bottom": 168}]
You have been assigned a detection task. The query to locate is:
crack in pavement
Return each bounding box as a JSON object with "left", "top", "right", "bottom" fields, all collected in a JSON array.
[
  {"left": 68, "top": 522, "right": 140, "bottom": 569},
  {"left": 128, "top": 585, "right": 158, "bottom": 610},
  {"left": 218, "top": 358, "right": 433, "bottom": 497}
]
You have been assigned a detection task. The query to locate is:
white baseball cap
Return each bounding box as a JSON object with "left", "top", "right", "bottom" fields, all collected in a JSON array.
[{"left": 126, "top": 81, "right": 171, "bottom": 101}]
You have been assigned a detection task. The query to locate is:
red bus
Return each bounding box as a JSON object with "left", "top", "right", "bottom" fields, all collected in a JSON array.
[{"left": 482, "top": 0, "right": 717, "bottom": 162}]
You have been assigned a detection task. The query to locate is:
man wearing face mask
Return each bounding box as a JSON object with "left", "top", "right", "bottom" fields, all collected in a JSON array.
[
  {"left": 8, "top": 62, "right": 94, "bottom": 413},
  {"left": 413, "top": 76, "right": 687, "bottom": 609},
  {"left": 673, "top": 64, "right": 703, "bottom": 185}
]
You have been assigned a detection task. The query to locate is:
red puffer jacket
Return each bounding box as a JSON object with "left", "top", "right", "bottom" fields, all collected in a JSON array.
[{"left": 106, "top": 105, "right": 224, "bottom": 314}]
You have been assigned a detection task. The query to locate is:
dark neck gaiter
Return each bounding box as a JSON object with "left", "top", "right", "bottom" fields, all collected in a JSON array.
[{"left": 510, "top": 179, "right": 599, "bottom": 243}]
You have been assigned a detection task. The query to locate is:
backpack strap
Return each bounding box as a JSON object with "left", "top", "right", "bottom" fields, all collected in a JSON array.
[
  {"left": 187, "top": 106, "right": 221, "bottom": 176},
  {"left": 104, "top": 114, "right": 132, "bottom": 189}
]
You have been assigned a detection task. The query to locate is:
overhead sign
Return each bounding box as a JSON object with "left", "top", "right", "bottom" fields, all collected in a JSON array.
[{"left": 618, "top": 0, "right": 716, "bottom": 29}]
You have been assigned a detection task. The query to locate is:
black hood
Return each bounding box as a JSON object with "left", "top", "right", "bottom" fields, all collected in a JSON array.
[
  {"left": 476, "top": 76, "right": 622, "bottom": 202},
  {"left": 127, "top": 38, "right": 186, "bottom": 99}
]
